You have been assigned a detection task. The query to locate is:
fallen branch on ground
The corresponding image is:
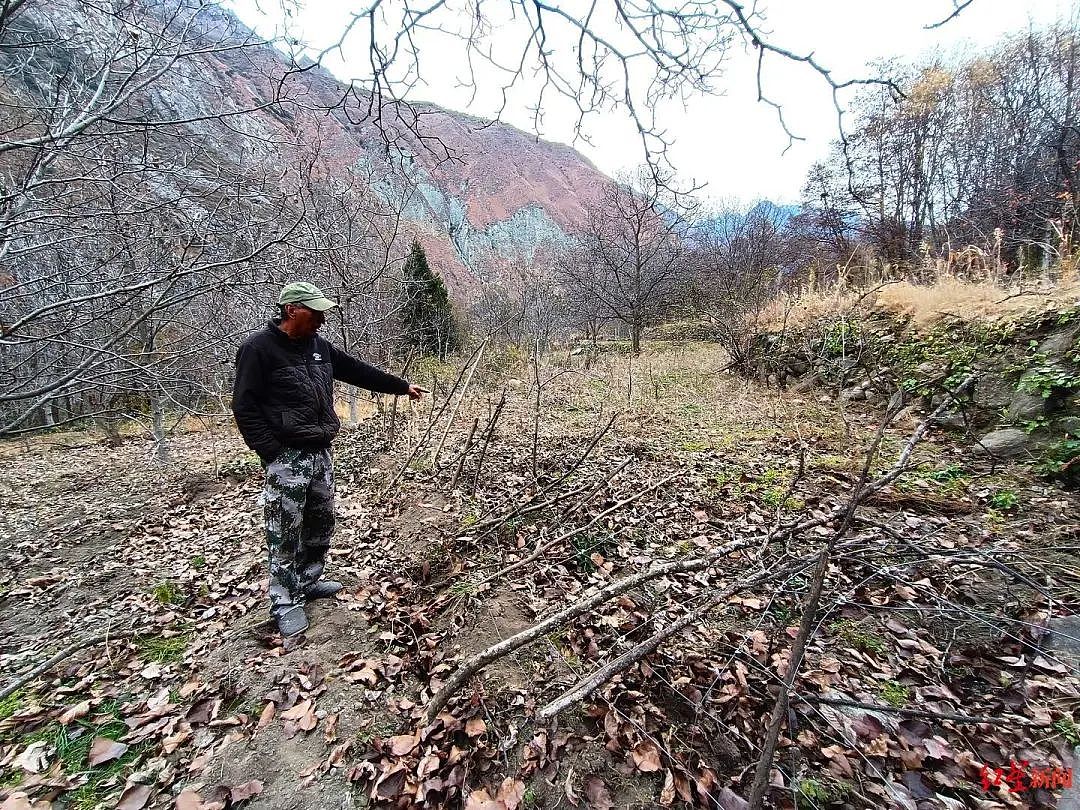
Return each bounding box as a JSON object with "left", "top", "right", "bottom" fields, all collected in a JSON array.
[{"left": 1, "top": 629, "right": 135, "bottom": 700}]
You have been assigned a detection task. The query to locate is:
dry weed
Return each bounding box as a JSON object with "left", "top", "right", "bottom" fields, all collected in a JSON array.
[{"left": 758, "top": 269, "right": 1080, "bottom": 333}]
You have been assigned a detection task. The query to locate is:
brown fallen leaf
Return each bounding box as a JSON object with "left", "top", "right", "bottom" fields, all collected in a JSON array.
[
  {"left": 349, "top": 666, "right": 379, "bottom": 686},
  {"left": 583, "top": 774, "right": 613, "bottom": 810},
  {"left": 279, "top": 699, "right": 312, "bottom": 721},
  {"left": 297, "top": 705, "right": 318, "bottom": 732},
  {"left": 174, "top": 789, "right": 204, "bottom": 810},
  {"left": 465, "top": 716, "right": 487, "bottom": 738},
  {"left": 256, "top": 702, "right": 275, "bottom": 729},
  {"left": 389, "top": 734, "right": 419, "bottom": 756},
  {"left": 324, "top": 712, "right": 339, "bottom": 743},
  {"left": 87, "top": 737, "right": 128, "bottom": 767},
  {"left": 496, "top": 777, "right": 526, "bottom": 809},
  {"left": 116, "top": 783, "right": 153, "bottom": 810},
  {"left": 464, "top": 789, "right": 504, "bottom": 810},
  {"left": 229, "top": 780, "right": 264, "bottom": 803},
  {"left": 659, "top": 769, "right": 676, "bottom": 807},
  {"left": 373, "top": 765, "right": 407, "bottom": 799},
  {"left": 59, "top": 700, "right": 91, "bottom": 725},
  {"left": 631, "top": 740, "right": 662, "bottom": 773},
  {"left": 0, "top": 793, "right": 33, "bottom": 810},
  {"left": 716, "top": 787, "right": 749, "bottom": 810}
]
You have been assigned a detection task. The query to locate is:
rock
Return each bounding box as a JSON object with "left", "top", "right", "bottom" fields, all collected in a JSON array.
[
  {"left": 973, "top": 375, "right": 1015, "bottom": 410},
  {"left": 930, "top": 412, "right": 967, "bottom": 430},
  {"left": 1006, "top": 390, "right": 1047, "bottom": 422},
  {"left": 789, "top": 373, "right": 821, "bottom": 395},
  {"left": 841, "top": 387, "right": 866, "bottom": 402},
  {"left": 1038, "top": 325, "right": 1079, "bottom": 357},
  {"left": 974, "top": 428, "right": 1030, "bottom": 457},
  {"left": 1056, "top": 416, "right": 1080, "bottom": 437},
  {"left": 786, "top": 360, "right": 809, "bottom": 377},
  {"left": 916, "top": 362, "right": 939, "bottom": 377}
]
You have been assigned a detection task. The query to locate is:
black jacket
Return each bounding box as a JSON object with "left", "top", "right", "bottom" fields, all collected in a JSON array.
[{"left": 232, "top": 322, "right": 411, "bottom": 462}]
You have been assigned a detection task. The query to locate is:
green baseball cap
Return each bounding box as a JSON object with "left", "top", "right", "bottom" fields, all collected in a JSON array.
[{"left": 277, "top": 282, "right": 338, "bottom": 311}]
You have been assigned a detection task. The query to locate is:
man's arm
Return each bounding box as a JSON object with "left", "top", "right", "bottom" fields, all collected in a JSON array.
[
  {"left": 232, "top": 343, "right": 284, "bottom": 462},
  {"left": 327, "top": 342, "right": 413, "bottom": 395}
]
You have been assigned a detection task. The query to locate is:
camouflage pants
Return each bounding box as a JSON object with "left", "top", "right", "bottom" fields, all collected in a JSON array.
[{"left": 263, "top": 447, "right": 335, "bottom": 618}]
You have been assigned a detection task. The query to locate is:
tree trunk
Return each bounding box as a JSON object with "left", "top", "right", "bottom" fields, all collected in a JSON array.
[{"left": 151, "top": 392, "right": 169, "bottom": 464}]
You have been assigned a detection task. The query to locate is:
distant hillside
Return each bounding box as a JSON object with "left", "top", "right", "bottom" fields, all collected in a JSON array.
[{"left": 6, "top": 0, "right": 611, "bottom": 296}]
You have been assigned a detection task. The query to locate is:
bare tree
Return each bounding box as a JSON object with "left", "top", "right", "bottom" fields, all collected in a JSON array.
[
  {"left": 559, "top": 168, "right": 692, "bottom": 354},
  {"left": 805, "top": 20, "right": 1080, "bottom": 271},
  {"left": 688, "top": 200, "right": 790, "bottom": 371}
]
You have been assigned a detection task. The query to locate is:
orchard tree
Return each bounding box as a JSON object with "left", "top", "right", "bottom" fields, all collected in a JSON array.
[{"left": 559, "top": 169, "right": 692, "bottom": 354}]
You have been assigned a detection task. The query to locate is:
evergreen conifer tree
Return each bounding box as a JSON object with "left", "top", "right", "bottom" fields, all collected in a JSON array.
[{"left": 402, "top": 238, "right": 458, "bottom": 358}]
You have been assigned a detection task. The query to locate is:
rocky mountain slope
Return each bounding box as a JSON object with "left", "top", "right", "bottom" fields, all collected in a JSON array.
[
  {"left": 3, "top": 0, "right": 609, "bottom": 296},
  {"left": 169, "top": 8, "right": 610, "bottom": 292}
]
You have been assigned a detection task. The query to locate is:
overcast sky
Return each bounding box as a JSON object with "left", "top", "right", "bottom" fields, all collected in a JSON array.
[{"left": 228, "top": 0, "right": 1076, "bottom": 207}]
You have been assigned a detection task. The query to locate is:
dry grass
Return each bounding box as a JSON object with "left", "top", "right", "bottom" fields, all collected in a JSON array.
[
  {"left": 759, "top": 269, "right": 1080, "bottom": 332},
  {"left": 874, "top": 276, "right": 1080, "bottom": 327}
]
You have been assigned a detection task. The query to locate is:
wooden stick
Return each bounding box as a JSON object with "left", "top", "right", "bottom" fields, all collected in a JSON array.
[
  {"left": 798, "top": 695, "right": 1033, "bottom": 727},
  {"left": 536, "top": 559, "right": 809, "bottom": 719},
  {"left": 0, "top": 630, "right": 134, "bottom": 700},
  {"left": 449, "top": 417, "right": 480, "bottom": 491},
  {"left": 747, "top": 374, "right": 977, "bottom": 809},
  {"left": 470, "top": 390, "right": 506, "bottom": 495},
  {"left": 422, "top": 533, "right": 761, "bottom": 724},
  {"left": 385, "top": 342, "right": 486, "bottom": 491},
  {"left": 431, "top": 339, "right": 487, "bottom": 467},
  {"left": 471, "top": 414, "right": 620, "bottom": 533},
  {"left": 471, "top": 470, "right": 680, "bottom": 591}
]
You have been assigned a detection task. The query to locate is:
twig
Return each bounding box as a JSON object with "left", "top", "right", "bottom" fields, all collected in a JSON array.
[
  {"left": 431, "top": 340, "right": 487, "bottom": 468},
  {"left": 536, "top": 555, "right": 815, "bottom": 719},
  {"left": 798, "top": 694, "right": 1033, "bottom": 727},
  {"left": 470, "top": 389, "right": 506, "bottom": 495},
  {"left": 449, "top": 417, "right": 480, "bottom": 491},
  {"left": 471, "top": 470, "right": 680, "bottom": 591},
  {"left": 561, "top": 456, "right": 633, "bottom": 519},
  {"left": 423, "top": 531, "right": 763, "bottom": 724},
  {"left": 0, "top": 630, "right": 134, "bottom": 700},
  {"left": 385, "top": 342, "right": 486, "bottom": 492},
  {"left": 471, "top": 413, "right": 619, "bottom": 534},
  {"left": 747, "top": 374, "right": 977, "bottom": 809},
  {"left": 532, "top": 336, "right": 542, "bottom": 481},
  {"left": 387, "top": 348, "right": 417, "bottom": 448}
]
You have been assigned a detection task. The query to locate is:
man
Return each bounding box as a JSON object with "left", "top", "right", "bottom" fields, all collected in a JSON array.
[{"left": 232, "top": 282, "right": 423, "bottom": 636}]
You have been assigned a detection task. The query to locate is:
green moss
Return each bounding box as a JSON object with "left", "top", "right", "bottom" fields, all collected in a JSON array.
[
  {"left": 879, "top": 680, "right": 910, "bottom": 707},
  {"left": 815, "top": 454, "right": 852, "bottom": 471},
  {"left": 831, "top": 620, "right": 886, "bottom": 655},
  {"left": 796, "top": 777, "right": 852, "bottom": 809},
  {"left": 447, "top": 577, "right": 479, "bottom": 598},
  {"left": 0, "top": 689, "right": 25, "bottom": 720},
  {"left": 678, "top": 439, "right": 710, "bottom": 452}
]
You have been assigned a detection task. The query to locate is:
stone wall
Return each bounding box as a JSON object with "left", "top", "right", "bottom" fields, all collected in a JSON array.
[{"left": 747, "top": 305, "right": 1080, "bottom": 485}]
